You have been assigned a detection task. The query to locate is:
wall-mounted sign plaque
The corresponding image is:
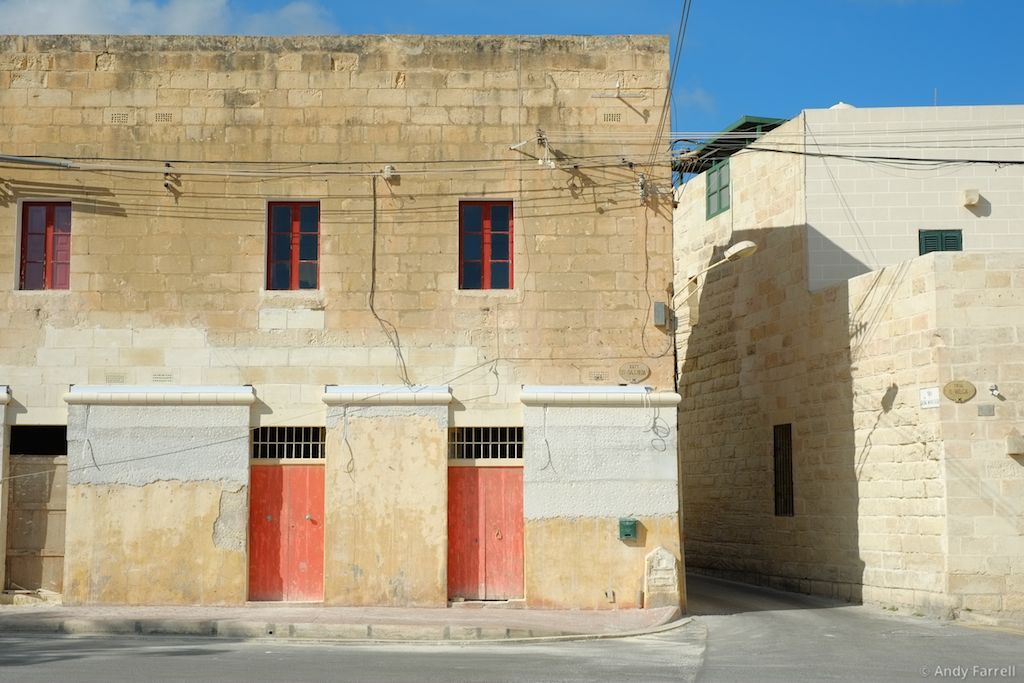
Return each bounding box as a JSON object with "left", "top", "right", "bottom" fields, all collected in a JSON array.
[
  {"left": 619, "top": 362, "right": 651, "bottom": 383},
  {"left": 943, "top": 380, "right": 977, "bottom": 404}
]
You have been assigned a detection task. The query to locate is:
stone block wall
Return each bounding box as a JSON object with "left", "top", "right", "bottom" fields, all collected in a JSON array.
[
  {"left": 804, "top": 105, "right": 1024, "bottom": 290},
  {"left": 0, "top": 35, "right": 674, "bottom": 428},
  {"left": 675, "top": 123, "right": 1024, "bottom": 624},
  {"left": 934, "top": 252, "right": 1024, "bottom": 623}
]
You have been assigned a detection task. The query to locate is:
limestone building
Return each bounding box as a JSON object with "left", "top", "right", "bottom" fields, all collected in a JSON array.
[
  {"left": 673, "top": 104, "right": 1024, "bottom": 627},
  {"left": 0, "top": 34, "right": 682, "bottom": 609}
]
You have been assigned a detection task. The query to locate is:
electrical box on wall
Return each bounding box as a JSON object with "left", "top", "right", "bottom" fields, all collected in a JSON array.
[
  {"left": 653, "top": 302, "right": 669, "bottom": 328},
  {"left": 618, "top": 517, "right": 638, "bottom": 541}
]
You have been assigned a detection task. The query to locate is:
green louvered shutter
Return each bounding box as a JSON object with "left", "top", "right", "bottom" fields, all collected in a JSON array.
[{"left": 919, "top": 229, "right": 962, "bottom": 255}]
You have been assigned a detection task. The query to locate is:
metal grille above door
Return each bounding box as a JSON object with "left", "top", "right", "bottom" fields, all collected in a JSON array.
[
  {"left": 448, "top": 427, "right": 523, "bottom": 461},
  {"left": 251, "top": 426, "right": 325, "bottom": 461}
]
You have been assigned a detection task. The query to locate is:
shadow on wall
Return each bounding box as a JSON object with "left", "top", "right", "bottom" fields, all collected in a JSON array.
[
  {"left": 806, "top": 225, "right": 871, "bottom": 291},
  {"left": 678, "top": 224, "right": 866, "bottom": 607},
  {"left": 0, "top": 179, "right": 126, "bottom": 217}
]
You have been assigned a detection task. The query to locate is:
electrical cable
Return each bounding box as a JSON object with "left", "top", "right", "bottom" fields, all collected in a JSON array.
[{"left": 368, "top": 173, "right": 412, "bottom": 386}]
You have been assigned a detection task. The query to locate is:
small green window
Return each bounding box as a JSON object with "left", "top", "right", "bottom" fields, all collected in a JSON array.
[
  {"left": 919, "top": 229, "right": 962, "bottom": 255},
  {"left": 706, "top": 159, "right": 730, "bottom": 219}
]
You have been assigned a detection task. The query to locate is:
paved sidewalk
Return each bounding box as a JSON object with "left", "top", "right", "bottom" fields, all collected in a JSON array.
[{"left": 0, "top": 602, "right": 684, "bottom": 643}]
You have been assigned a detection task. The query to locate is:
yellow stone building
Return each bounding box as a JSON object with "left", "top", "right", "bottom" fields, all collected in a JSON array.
[
  {"left": 0, "top": 35, "right": 682, "bottom": 608},
  {"left": 673, "top": 105, "right": 1024, "bottom": 628}
]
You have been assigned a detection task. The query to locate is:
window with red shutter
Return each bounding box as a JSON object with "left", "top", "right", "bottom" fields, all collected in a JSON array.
[
  {"left": 459, "top": 200, "right": 513, "bottom": 290},
  {"left": 267, "top": 202, "right": 320, "bottom": 290},
  {"left": 20, "top": 202, "right": 72, "bottom": 291}
]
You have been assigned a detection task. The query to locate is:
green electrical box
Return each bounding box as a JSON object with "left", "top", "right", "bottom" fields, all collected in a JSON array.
[{"left": 618, "top": 518, "right": 638, "bottom": 541}]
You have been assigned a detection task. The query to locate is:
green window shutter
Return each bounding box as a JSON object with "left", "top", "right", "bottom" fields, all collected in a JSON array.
[
  {"left": 941, "top": 230, "right": 962, "bottom": 252},
  {"left": 919, "top": 229, "right": 962, "bottom": 255},
  {"left": 706, "top": 159, "right": 731, "bottom": 220},
  {"left": 919, "top": 231, "right": 941, "bottom": 255}
]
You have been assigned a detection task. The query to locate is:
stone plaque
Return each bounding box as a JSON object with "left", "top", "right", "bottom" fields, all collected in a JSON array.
[
  {"left": 619, "top": 362, "right": 650, "bottom": 383},
  {"left": 943, "top": 380, "right": 977, "bottom": 404}
]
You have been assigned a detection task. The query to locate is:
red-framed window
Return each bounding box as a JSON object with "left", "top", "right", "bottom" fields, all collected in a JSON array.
[
  {"left": 267, "top": 202, "right": 319, "bottom": 290},
  {"left": 459, "top": 200, "right": 513, "bottom": 290},
  {"left": 20, "top": 202, "right": 72, "bottom": 290}
]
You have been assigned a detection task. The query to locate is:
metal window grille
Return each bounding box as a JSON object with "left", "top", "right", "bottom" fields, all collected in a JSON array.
[
  {"left": 773, "top": 424, "right": 794, "bottom": 517},
  {"left": 251, "top": 426, "right": 325, "bottom": 460},
  {"left": 448, "top": 427, "right": 523, "bottom": 460}
]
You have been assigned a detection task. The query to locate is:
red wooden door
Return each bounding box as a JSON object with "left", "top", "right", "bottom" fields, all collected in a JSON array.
[
  {"left": 249, "top": 465, "right": 324, "bottom": 601},
  {"left": 448, "top": 467, "right": 523, "bottom": 600}
]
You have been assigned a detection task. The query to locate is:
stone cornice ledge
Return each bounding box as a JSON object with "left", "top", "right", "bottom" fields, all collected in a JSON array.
[
  {"left": 520, "top": 384, "right": 681, "bottom": 407},
  {"left": 323, "top": 384, "right": 452, "bottom": 406},
  {"left": 0, "top": 385, "right": 9, "bottom": 405},
  {"left": 63, "top": 385, "right": 256, "bottom": 406}
]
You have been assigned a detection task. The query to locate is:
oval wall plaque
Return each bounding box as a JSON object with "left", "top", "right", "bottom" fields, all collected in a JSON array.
[
  {"left": 619, "top": 362, "right": 651, "bottom": 383},
  {"left": 943, "top": 380, "right": 977, "bottom": 404}
]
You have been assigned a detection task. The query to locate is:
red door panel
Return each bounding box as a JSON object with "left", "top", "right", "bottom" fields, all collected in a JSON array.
[
  {"left": 447, "top": 466, "right": 523, "bottom": 600},
  {"left": 482, "top": 467, "right": 523, "bottom": 600},
  {"left": 248, "top": 466, "right": 285, "bottom": 601},
  {"left": 249, "top": 465, "right": 324, "bottom": 601},
  {"left": 285, "top": 465, "right": 325, "bottom": 601},
  {"left": 447, "top": 468, "right": 483, "bottom": 599}
]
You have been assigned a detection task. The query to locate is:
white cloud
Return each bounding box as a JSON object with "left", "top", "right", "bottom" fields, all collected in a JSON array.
[
  {"left": 0, "top": 0, "right": 336, "bottom": 35},
  {"left": 674, "top": 86, "right": 716, "bottom": 114}
]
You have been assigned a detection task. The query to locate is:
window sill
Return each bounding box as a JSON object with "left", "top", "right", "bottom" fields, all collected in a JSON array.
[
  {"left": 455, "top": 288, "right": 518, "bottom": 298},
  {"left": 258, "top": 289, "right": 325, "bottom": 310}
]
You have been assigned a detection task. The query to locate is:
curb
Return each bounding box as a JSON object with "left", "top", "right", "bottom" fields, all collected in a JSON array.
[{"left": 0, "top": 616, "right": 693, "bottom": 645}]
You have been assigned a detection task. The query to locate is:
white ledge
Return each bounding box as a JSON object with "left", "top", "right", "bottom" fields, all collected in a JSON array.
[
  {"left": 323, "top": 384, "right": 452, "bottom": 406},
  {"left": 520, "top": 384, "right": 681, "bottom": 407},
  {"left": 63, "top": 385, "right": 256, "bottom": 406},
  {"left": 0, "top": 385, "right": 9, "bottom": 406}
]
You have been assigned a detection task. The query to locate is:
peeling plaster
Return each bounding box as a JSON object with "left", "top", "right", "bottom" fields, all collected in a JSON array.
[{"left": 213, "top": 484, "right": 247, "bottom": 552}]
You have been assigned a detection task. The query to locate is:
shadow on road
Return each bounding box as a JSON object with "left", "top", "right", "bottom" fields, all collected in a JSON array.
[
  {"left": 685, "top": 573, "right": 853, "bottom": 617},
  {"left": 0, "top": 634, "right": 237, "bottom": 668}
]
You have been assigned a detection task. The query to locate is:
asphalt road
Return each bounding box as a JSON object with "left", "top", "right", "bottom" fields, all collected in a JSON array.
[
  {"left": 0, "top": 629, "right": 703, "bottom": 683},
  {"left": 1, "top": 576, "right": 1020, "bottom": 682},
  {"left": 686, "top": 573, "right": 1023, "bottom": 682}
]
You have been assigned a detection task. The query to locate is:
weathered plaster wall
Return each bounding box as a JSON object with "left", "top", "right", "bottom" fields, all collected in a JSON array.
[
  {"left": 324, "top": 404, "right": 448, "bottom": 606},
  {"left": 522, "top": 402, "right": 681, "bottom": 609},
  {"left": 523, "top": 405, "right": 678, "bottom": 518},
  {"left": 64, "top": 402, "right": 250, "bottom": 604}
]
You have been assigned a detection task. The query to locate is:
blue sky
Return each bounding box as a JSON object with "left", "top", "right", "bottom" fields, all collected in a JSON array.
[{"left": 1, "top": 0, "right": 1021, "bottom": 132}]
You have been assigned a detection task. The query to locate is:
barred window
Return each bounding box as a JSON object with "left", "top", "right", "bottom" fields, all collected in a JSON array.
[
  {"left": 448, "top": 427, "right": 523, "bottom": 460},
  {"left": 773, "top": 424, "right": 794, "bottom": 517},
  {"left": 251, "top": 426, "right": 325, "bottom": 460}
]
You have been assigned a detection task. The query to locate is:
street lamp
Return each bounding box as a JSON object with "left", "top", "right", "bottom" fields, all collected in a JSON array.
[{"left": 672, "top": 240, "right": 758, "bottom": 309}]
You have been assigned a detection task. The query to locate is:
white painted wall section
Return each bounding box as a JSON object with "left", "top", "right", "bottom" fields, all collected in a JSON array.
[
  {"left": 522, "top": 399, "right": 679, "bottom": 519},
  {"left": 66, "top": 403, "right": 251, "bottom": 487}
]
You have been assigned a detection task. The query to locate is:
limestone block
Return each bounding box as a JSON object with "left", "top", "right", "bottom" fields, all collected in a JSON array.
[{"left": 644, "top": 546, "right": 681, "bottom": 609}]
